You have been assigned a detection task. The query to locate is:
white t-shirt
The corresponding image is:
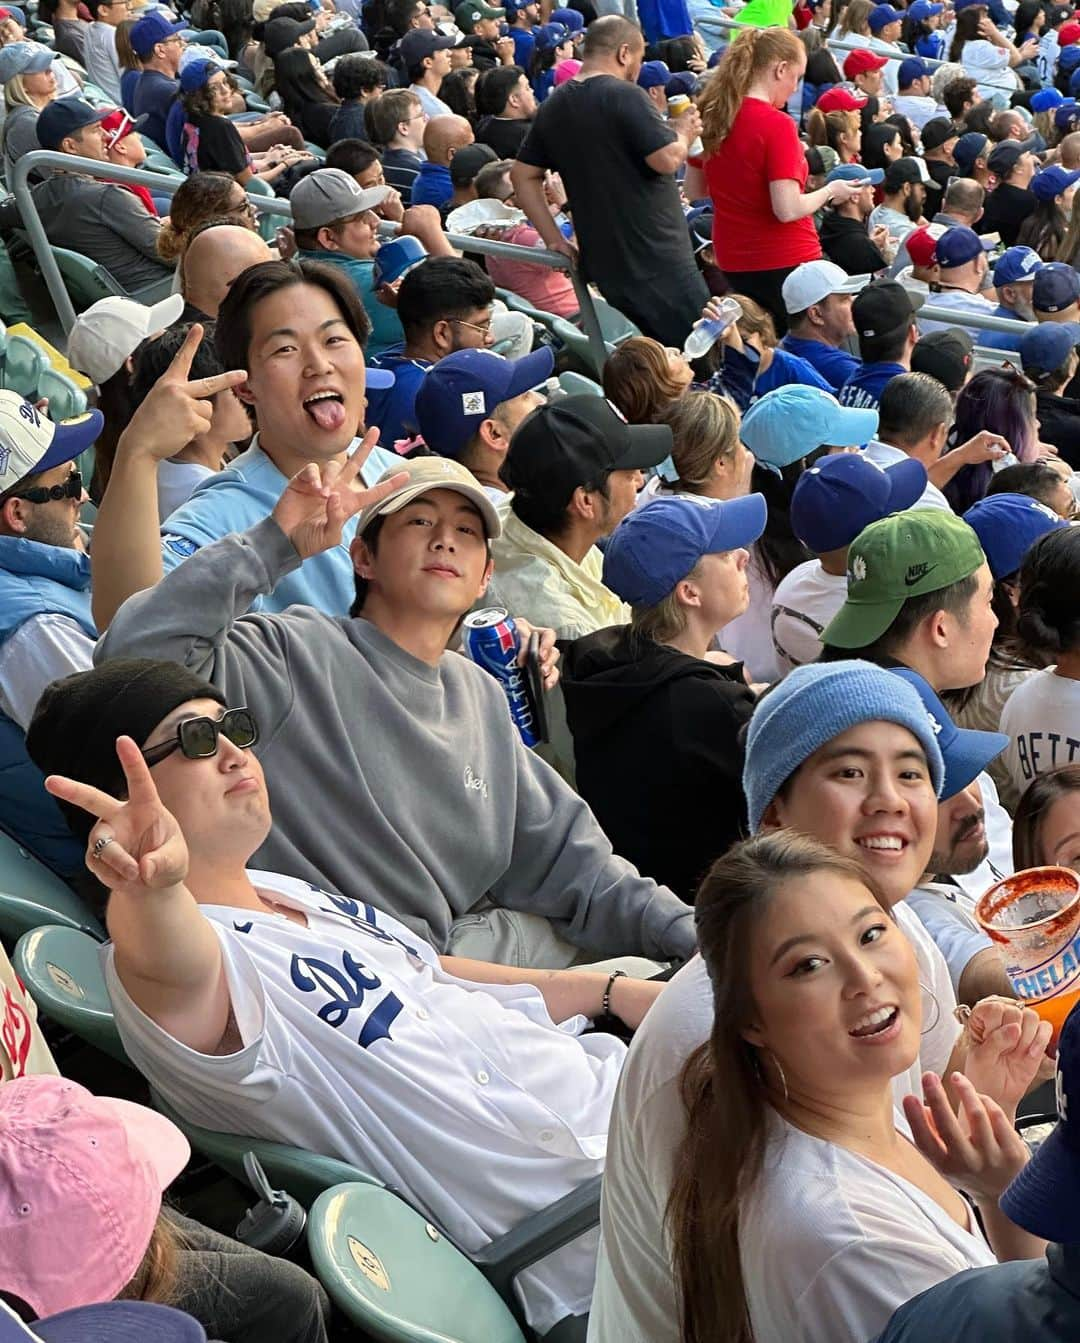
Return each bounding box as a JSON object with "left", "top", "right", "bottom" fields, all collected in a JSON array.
[
  {"left": 960, "top": 39, "right": 1020, "bottom": 98},
  {"left": 719, "top": 552, "right": 781, "bottom": 684},
  {"left": 863, "top": 440, "right": 953, "bottom": 512},
  {"left": 892, "top": 93, "right": 938, "bottom": 129},
  {"left": 918, "top": 287, "right": 1000, "bottom": 341},
  {"left": 157, "top": 460, "right": 216, "bottom": 523},
  {"left": 771, "top": 560, "right": 848, "bottom": 673},
  {"left": 587, "top": 905, "right": 961, "bottom": 1343},
  {"left": 740, "top": 1112, "right": 996, "bottom": 1343},
  {"left": 105, "top": 873, "right": 626, "bottom": 1335},
  {"left": 0, "top": 612, "right": 94, "bottom": 730},
  {"left": 1001, "top": 667, "right": 1080, "bottom": 798}
]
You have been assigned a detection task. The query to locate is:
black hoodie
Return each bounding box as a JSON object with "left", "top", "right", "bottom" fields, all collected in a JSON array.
[{"left": 560, "top": 626, "right": 755, "bottom": 903}]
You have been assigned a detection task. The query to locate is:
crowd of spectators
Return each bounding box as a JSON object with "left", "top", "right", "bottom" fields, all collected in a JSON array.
[{"left": 6, "top": 0, "right": 1080, "bottom": 1340}]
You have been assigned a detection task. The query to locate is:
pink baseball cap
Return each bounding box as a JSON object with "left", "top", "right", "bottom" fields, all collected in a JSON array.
[
  {"left": 553, "top": 57, "right": 581, "bottom": 85},
  {"left": 0, "top": 1077, "right": 190, "bottom": 1318}
]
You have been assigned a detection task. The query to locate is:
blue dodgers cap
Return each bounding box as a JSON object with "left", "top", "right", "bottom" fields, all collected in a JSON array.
[
  {"left": 790, "top": 452, "right": 927, "bottom": 554},
  {"left": 15, "top": 1301, "right": 210, "bottom": 1342},
  {"left": 0, "top": 40, "right": 52, "bottom": 84},
  {"left": 1056, "top": 99, "right": 1080, "bottom": 130},
  {"left": 129, "top": 10, "right": 186, "bottom": 56},
  {"left": 890, "top": 666, "right": 1007, "bottom": 799},
  {"left": 1001, "top": 1000, "right": 1080, "bottom": 1242},
  {"left": 179, "top": 58, "right": 218, "bottom": 93},
  {"left": 414, "top": 346, "right": 554, "bottom": 458},
  {"left": 869, "top": 2, "right": 904, "bottom": 26},
  {"left": 1019, "top": 319, "right": 1080, "bottom": 376},
  {"left": 743, "top": 660, "right": 945, "bottom": 833},
  {"left": 826, "top": 163, "right": 885, "bottom": 186},
  {"left": 550, "top": 5, "right": 584, "bottom": 29},
  {"left": 952, "top": 131, "right": 989, "bottom": 175},
  {"left": 935, "top": 225, "right": 994, "bottom": 270},
  {"left": 1031, "top": 87, "right": 1065, "bottom": 112},
  {"left": 898, "top": 56, "right": 931, "bottom": 85},
  {"left": 740, "top": 386, "right": 879, "bottom": 470},
  {"left": 993, "top": 245, "right": 1043, "bottom": 287},
  {"left": 603, "top": 493, "right": 766, "bottom": 608},
  {"left": 534, "top": 21, "right": 569, "bottom": 49},
  {"left": 964, "top": 491, "right": 1067, "bottom": 580},
  {"left": 637, "top": 59, "right": 671, "bottom": 89},
  {"left": 1034, "top": 260, "right": 1080, "bottom": 313},
  {"left": 372, "top": 235, "right": 427, "bottom": 288},
  {"left": 35, "top": 95, "right": 105, "bottom": 150},
  {"left": 666, "top": 69, "right": 698, "bottom": 97},
  {"left": 1032, "top": 164, "right": 1080, "bottom": 201},
  {"left": 908, "top": 0, "right": 943, "bottom": 16},
  {"left": 364, "top": 362, "right": 395, "bottom": 391}
]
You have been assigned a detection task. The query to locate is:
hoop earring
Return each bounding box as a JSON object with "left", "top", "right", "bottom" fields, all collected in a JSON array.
[
  {"left": 765, "top": 1049, "right": 790, "bottom": 1103},
  {"left": 920, "top": 982, "right": 940, "bottom": 1035}
]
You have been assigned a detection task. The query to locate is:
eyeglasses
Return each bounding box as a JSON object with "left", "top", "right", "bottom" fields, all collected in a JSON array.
[
  {"left": 9, "top": 470, "right": 82, "bottom": 504},
  {"left": 448, "top": 316, "right": 494, "bottom": 336},
  {"left": 227, "top": 198, "right": 257, "bottom": 219},
  {"left": 141, "top": 707, "right": 259, "bottom": 767}
]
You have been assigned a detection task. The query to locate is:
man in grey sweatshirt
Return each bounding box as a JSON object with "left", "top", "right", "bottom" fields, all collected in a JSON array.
[{"left": 96, "top": 451, "right": 695, "bottom": 966}]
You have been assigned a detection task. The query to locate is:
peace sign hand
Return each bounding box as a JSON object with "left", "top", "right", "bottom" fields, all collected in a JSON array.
[
  {"left": 272, "top": 427, "right": 408, "bottom": 559},
  {"left": 45, "top": 736, "right": 189, "bottom": 894},
  {"left": 116, "top": 323, "right": 248, "bottom": 466}
]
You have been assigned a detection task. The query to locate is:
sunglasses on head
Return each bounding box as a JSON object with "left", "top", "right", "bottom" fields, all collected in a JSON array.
[
  {"left": 141, "top": 707, "right": 259, "bottom": 767},
  {"left": 9, "top": 469, "right": 82, "bottom": 504}
]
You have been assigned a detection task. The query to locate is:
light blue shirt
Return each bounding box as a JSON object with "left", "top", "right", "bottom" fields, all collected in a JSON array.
[{"left": 159, "top": 435, "right": 402, "bottom": 615}]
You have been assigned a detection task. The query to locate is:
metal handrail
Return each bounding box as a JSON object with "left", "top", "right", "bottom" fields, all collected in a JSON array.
[
  {"left": 10, "top": 149, "right": 608, "bottom": 368},
  {"left": 919, "top": 301, "right": 1031, "bottom": 334}
]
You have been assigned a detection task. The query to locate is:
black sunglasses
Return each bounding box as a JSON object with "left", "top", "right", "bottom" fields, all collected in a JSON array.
[
  {"left": 10, "top": 470, "right": 82, "bottom": 504},
  {"left": 141, "top": 707, "right": 259, "bottom": 767}
]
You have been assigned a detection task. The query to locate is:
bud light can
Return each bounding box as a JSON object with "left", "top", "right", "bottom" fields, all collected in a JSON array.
[{"left": 462, "top": 608, "right": 539, "bottom": 748}]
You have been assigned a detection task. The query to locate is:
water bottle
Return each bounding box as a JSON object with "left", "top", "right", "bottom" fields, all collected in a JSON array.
[{"left": 683, "top": 297, "right": 743, "bottom": 360}]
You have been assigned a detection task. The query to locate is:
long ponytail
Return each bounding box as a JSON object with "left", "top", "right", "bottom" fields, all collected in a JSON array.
[
  {"left": 665, "top": 832, "right": 887, "bottom": 1343},
  {"left": 698, "top": 27, "right": 805, "bottom": 153}
]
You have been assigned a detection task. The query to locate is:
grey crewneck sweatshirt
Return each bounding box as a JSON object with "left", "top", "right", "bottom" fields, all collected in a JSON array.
[{"left": 96, "top": 517, "right": 695, "bottom": 961}]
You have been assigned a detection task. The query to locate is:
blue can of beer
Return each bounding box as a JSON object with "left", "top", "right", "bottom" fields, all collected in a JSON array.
[{"left": 462, "top": 607, "right": 539, "bottom": 748}]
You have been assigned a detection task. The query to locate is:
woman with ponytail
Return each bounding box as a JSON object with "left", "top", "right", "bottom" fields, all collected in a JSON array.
[
  {"left": 687, "top": 27, "right": 865, "bottom": 332},
  {"left": 1001, "top": 525, "right": 1080, "bottom": 798}
]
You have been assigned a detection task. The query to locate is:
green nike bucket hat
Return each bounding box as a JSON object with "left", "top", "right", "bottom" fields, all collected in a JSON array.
[{"left": 823, "top": 507, "right": 987, "bottom": 649}]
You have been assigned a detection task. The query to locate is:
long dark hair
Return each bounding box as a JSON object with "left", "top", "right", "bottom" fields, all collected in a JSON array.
[
  {"left": 1016, "top": 525, "right": 1080, "bottom": 658},
  {"left": 944, "top": 368, "right": 1038, "bottom": 512},
  {"left": 949, "top": 6, "right": 986, "bottom": 61},
  {"left": 1017, "top": 197, "right": 1068, "bottom": 260},
  {"left": 750, "top": 460, "right": 808, "bottom": 589},
  {"left": 666, "top": 831, "right": 887, "bottom": 1343},
  {"left": 275, "top": 46, "right": 338, "bottom": 120}
]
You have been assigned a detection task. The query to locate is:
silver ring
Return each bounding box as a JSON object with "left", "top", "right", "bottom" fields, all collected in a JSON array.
[{"left": 91, "top": 835, "right": 114, "bottom": 858}]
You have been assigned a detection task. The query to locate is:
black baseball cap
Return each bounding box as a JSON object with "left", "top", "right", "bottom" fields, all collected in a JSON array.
[
  {"left": 36, "top": 95, "right": 105, "bottom": 150},
  {"left": 399, "top": 28, "right": 457, "bottom": 67},
  {"left": 263, "top": 15, "right": 314, "bottom": 55},
  {"left": 501, "top": 396, "right": 672, "bottom": 506},
  {"left": 852, "top": 280, "right": 924, "bottom": 341},
  {"left": 987, "top": 138, "right": 1039, "bottom": 175},
  {"left": 450, "top": 142, "right": 497, "bottom": 187},
  {"left": 883, "top": 156, "right": 931, "bottom": 191},
  {"left": 921, "top": 117, "right": 957, "bottom": 151},
  {"left": 911, "top": 327, "right": 974, "bottom": 391}
]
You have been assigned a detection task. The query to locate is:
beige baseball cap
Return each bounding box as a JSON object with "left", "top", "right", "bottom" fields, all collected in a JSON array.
[{"left": 355, "top": 455, "right": 502, "bottom": 539}]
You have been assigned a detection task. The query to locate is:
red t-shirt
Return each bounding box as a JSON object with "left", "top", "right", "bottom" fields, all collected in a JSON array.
[{"left": 697, "top": 96, "right": 821, "bottom": 273}]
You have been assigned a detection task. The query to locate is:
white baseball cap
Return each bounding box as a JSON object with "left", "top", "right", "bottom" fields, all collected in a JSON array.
[
  {"left": 66, "top": 293, "right": 185, "bottom": 386},
  {"left": 782, "top": 260, "right": 870, "bottom": 315},
  {"left": 0, "top": 391, "right": 103, "bottom": 495}
]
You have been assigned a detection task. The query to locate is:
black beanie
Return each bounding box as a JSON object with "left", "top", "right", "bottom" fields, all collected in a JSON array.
[{"left": 27, "top": 659, "right": 228, "bottom": 843}]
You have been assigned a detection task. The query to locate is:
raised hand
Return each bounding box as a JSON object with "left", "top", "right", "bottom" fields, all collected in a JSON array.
[
  {"left": 116, "top": 324, "right": 248, "bottom": 465},
  {"left": 271, "top": 428, "right": 409, "bottom": 559},
  {"left": 45, "top": 737, "right": 189, "bottom": 893},
  {"left": 962, "top": 998, "right": 1052, "bottom": 1119},
  {"left": 903, "top": 1071, "right": 1029, "bottom": 1200}
]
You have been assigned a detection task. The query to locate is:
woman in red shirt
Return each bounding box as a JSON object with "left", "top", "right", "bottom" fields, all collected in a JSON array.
[{"left": 687, "top": 27, "right": 864, "bottom": 332}]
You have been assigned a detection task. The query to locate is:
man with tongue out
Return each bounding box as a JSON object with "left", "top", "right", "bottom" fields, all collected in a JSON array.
[{"left": 110, "top": 259, "right": 405, "bottom": 619}]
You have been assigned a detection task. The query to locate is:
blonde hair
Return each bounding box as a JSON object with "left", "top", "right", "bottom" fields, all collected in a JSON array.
[
  {"left": 732, "top": 293, "right": 777, "bottom": 349},
  {"left": 806, "top": 106, "right": 860, "bottom": 152},
  {"left": 698, "top": 27, "right": 804, "bottom": 152},
  {"left": 631, "top": 562, "right": 703, "bottom": 644},
  {"left": 657, "top": 390, "right": 741, "bottom": 491},
  {"left": 117, "top": 1211, "right": 182, "bottom": 1306},
  {"left": 837, "top": 0, "right": 873, "bottom": 35}
]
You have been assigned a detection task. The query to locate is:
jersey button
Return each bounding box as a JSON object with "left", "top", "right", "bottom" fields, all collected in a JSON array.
[
  {"left": 476, "top": 1070, "right": 490, "bottom": 1085},
  {"left": 538, "top": 1129, "right": 555, "bottom": 1144},
  {"left": 416, "top": 1007, "right": 430, "bottom": 1021}
]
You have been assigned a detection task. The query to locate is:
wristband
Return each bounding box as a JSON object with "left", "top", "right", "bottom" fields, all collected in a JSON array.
[{"left": 602, "top": 969, "right": 627, "bottom": 1017}]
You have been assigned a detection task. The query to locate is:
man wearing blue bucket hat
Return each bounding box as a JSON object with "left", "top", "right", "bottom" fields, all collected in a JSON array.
[{"left": 871, "top": 999, "right": 1080, "bottom": 1342}]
